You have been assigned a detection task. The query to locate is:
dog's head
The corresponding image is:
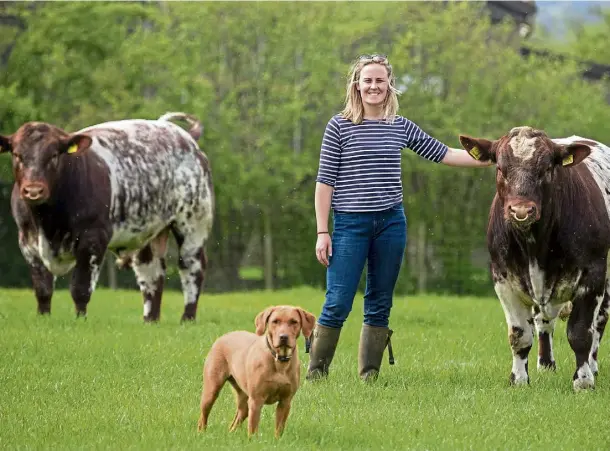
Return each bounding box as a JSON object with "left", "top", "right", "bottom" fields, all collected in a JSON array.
[{"left": 254, "top": 305, "right": 316, "bottom": 360}]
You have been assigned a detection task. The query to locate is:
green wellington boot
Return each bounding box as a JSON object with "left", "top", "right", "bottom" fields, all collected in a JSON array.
[
  {"left": 358, "top": 324, "right": 395, "bottom": 381},
  {"left": 306, "top": 323, "right": 342, "bottom": 381}
]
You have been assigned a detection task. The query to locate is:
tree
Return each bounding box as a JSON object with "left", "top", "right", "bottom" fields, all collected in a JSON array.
[{"left": 1, "top": 1, "right": 610, "bottom": 296}]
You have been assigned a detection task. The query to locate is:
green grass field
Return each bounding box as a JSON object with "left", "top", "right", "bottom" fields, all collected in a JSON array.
[{"left": 1, "top": 286, "right": 610, "bottom": 450}]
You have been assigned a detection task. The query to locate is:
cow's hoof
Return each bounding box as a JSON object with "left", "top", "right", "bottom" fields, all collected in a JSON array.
[
  {"left": 573, "top": 366, "right": 595, "bottom": 391},
  {"left": 573, "top": 378, "right": 595, "bottom": 391},
  {"left": 37, "top": 309, "right": 51, "bottom": 316},
  {"left": 509, "top": 372, "right": 530, "bottom": 386},
  {"left": 180, "top": 314, "right": 196, "bottom": 324},
  {"left": 75, "top": 303, "right": 88, "bottom": 319},
  {"left": 143, "top": 316, "right": 159, "bottom": 324},
  {"left": 537, "top": 359, "right": 556, "bottom": 372}
]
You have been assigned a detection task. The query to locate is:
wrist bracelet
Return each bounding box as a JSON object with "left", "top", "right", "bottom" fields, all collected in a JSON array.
[{"left": 317, "top": 231, "right": 329, "bottom": 235}]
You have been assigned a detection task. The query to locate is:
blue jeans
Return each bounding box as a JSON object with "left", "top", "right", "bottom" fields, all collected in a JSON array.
[{"left": 318, "top": 203, "right": 407, "bottom": 329}]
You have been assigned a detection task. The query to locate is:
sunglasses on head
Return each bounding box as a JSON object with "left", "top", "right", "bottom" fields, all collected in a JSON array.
[{"left": 359, "top": 54, "right": 388, "bottom": 62}]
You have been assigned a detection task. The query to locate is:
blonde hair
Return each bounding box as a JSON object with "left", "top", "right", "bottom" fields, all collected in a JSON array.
[{"left": 340, "top": 54, "right": 401, "bottom": 125}]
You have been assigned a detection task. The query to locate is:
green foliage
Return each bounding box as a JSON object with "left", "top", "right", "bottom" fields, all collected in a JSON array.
[
  {"left": 540, "top": 5, "right": 610, "bottom": 65},
  {"left": 1, "top": 2, "right": 610, "bottom": 294},
  {"left": 2, "top": 288, "right": 610, "bottom": 449}
]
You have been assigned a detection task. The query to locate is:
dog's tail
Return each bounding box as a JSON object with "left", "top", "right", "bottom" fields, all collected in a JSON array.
[{"left": 158, "top": 112, "right": 203, "bottom": 141}]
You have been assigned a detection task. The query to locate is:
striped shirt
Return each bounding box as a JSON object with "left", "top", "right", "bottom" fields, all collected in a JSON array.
[{"left": 316, "top": 114, "right": 448, "bottom": 212}]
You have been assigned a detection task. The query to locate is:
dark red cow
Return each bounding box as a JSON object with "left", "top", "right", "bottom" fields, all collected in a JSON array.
[
  {"left": 1, "top": 112, "right": 214, "bottom": 322},
  {"left": 460, "top": 126, "right": 610, "bottom": 391}
]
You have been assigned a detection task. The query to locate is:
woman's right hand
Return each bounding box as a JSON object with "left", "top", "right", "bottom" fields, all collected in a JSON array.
[{"left": 315, "top": 233, "right": 332, "bottom": 267}]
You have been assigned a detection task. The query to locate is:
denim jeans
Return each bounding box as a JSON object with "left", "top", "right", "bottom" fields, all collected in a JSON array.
[{"left": 318, "top": 203, "right": 407, "bottom": 329}]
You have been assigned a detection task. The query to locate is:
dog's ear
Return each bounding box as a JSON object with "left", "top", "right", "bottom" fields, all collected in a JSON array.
[
  {"left": 296, "top": 308, "right": 316, "bottom": 339},
  {"left": 254, "top": 307, "right": 276, "bottom": 335}
]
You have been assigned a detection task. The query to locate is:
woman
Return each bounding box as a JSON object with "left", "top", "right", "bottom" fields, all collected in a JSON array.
[{"left": 308, "top": 54, "right": 491, "bottom": 382}]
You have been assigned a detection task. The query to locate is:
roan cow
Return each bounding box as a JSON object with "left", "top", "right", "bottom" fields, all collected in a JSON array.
[
  {"left": 459, "top": 126, "right": 610, "bottom": 391},
  {"left": 0, "top": 112, "right": 214, "bottom": 322}
]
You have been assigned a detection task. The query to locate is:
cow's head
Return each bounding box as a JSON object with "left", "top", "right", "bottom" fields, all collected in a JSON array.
[
  {"left": 459, "top": 126, "right": 592, "bottom": 230},
  {"left": 0, "top": 122, "right": 92, "bottom": 205}
]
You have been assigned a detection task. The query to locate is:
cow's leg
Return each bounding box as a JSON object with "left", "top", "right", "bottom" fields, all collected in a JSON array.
[
  {"left": 588, "top": 283, "right": 610, "bottom": 376},
  {"left": 171, "top": 224, "right": 208, "bottom": 323},
  {"left": 568, "top": 273, "right": 606, "bottom": 391},
  {"left": 18, "top": 234, "right": 55, "bottom": 314},
  {"left": 30, "top": 259, "right": 55, "bottom": 315},
  {"left": 70, "top": 253, "right": 104, "bottom": 318},
  {"left": 495, "top": 280, "right": 534, "bottom": 385},
  {"left": 533, "top": 303, "right": 568, "bottom": 371},
  {"left": 533, "top": 306, "right": 556, "bottom": 371},
  {"left": 131, "top": 231, "right": 169, "bottom": 322}
]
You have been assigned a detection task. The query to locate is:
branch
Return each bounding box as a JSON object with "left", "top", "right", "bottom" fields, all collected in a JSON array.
[{"left": 0, "top": 14, "right": 25, "bottom": 30}]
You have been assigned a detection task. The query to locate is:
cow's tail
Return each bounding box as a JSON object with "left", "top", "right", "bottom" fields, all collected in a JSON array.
[
  {"left": 158, "top": 112, "right": 203, "bottom": 141},
  {"left": 558, "top": 301, "right": 573, "bottom": 321}
]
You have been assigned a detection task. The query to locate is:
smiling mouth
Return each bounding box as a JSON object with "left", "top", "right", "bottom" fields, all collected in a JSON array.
[
  {"left": 273, "top": 344, "right": 293, "bottom": 362},
  {"left": 275, "top": 342, "right": 292, "bottom": 352}
]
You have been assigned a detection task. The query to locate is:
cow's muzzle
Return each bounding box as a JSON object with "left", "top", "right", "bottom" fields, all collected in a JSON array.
[
  {"left": 507, "top": 201, "right": 539, "bottom": 227},
  {"left": 20, "top": 182, "right": 49, "bottom": 204}
]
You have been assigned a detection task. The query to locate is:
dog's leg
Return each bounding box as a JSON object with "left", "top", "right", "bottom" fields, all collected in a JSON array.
[
  {"left": 228, "top": 383, "right": 249, "bottom": 432},
  {"left": 247, "top": 397, "right": 264, "bottom": 438},
  {"left": 275, "top": 397, "right": 292, "bottom": 438},
  {"left": 197, "top": 364, "right": 228, "bottom": 432}
]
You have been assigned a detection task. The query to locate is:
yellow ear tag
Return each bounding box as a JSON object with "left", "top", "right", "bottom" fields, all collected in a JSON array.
[
  {"left": 67, "top": 144, "right": 78, "bottom": 154},
  {"left": 468, "top": 146, "right": 481, "bottom": 160},
  {"left": 562, "top": 154, "right": 574, "bottom": 166}
]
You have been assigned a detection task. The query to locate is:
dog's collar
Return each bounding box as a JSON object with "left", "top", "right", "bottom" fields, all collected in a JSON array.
[{"left": 266, "top": 336, "right": 292, "bottom": 363}]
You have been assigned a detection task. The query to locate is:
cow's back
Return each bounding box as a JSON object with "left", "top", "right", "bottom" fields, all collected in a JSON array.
[{"left": 80, "top": 119, "right": 213, "bottom": 249}]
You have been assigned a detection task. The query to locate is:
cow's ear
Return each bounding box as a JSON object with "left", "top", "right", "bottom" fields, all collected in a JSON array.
[
  {"left": 459, "top": 135, "right": 495, "bottom": 163},
  {"left": 554, "top": 142, "right": 591, "bottom": 168},
  {"left": 60, "top": 134, "right": 92, "bottom": 155},
  {"left": 0, "top": 134, "right": 12, "bottom": 153}
]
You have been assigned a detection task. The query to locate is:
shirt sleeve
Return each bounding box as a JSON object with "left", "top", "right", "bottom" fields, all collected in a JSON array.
[
  {"left": 315, "top": 117, "right": 342, "bottom": 187},
  {"left": 403, "top": 118, "right": 449, "bottom": 163}
]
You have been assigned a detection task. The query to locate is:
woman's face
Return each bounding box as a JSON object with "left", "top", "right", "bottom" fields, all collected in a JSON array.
[{"left": 357, "top": 63, "right": 389, "bottom": 108}]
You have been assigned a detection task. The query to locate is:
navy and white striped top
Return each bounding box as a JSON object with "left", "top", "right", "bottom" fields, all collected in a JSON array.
[{"left": 316, "top": 114, "right": 449, "bottom": 212}]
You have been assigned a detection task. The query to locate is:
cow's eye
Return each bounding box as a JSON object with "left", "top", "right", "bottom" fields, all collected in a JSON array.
[
  {"left": 50, "top": 154, "right": 59, "bottom": 166},
  {"left": 13, "top": 154, "right": 23, "bottom": 168}
]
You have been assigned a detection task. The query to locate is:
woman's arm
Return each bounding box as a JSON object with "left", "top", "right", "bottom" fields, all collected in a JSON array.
[
  {"left": 440, "top": 147, "right": 493, "bottom": 168},
  {"left": 315, "top": 182, "right": 334, "bottom": 234},
  {"left": 315, "top": 182, "right": 334, "bottom": 267}
]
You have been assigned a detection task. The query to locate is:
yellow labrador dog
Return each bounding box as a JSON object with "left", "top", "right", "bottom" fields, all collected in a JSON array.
[{"left": 197, "top": 305, "right": 316, "bottom": 438}]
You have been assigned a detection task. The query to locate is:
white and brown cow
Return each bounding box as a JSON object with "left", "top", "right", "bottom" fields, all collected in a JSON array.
[
  {"left": 460, "top": 126, "right": 610, "bottom": 391},
  {"left": 1, "top": 112, "right": 214, "bottom": 322}
]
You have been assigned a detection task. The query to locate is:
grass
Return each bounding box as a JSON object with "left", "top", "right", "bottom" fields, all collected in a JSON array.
[
  {"left": 239, "top": 266, "right": 284, "bottom": 281},
  {"left": 1, "top": 286, "right": 610, "bottom": 450}
]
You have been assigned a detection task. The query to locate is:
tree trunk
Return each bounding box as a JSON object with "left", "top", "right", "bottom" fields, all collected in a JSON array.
[
  {"left": 263, "top": 209, "right": 274, "bottom": 291},
  {"left": 416, "top": 221, "right": 427, "bottom": 293},
  {"left": 106, "top": 254, "right": 117, "bottom": 290},
  {"left": 293, "top": 47, "right": 303, "bottom": 154}
]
